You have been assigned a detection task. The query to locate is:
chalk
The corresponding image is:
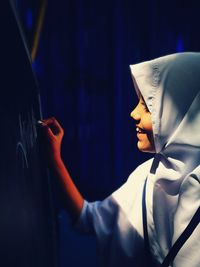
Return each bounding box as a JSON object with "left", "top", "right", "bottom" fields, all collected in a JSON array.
[
  {"left": 37, "top": 120, "right": 48, "bottom": 128},
  {"left": 37, "top": 120, "right": 47, "bottom": 127}
]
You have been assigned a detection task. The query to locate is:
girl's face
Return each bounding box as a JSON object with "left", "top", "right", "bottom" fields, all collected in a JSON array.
[{"left": 130, "top": 95, "right": 155, "bottom": 153}]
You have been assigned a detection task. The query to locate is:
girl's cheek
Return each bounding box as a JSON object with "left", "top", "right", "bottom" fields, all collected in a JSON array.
[{"left": 143, "top": 115, "right": 153, "bottom": 132}]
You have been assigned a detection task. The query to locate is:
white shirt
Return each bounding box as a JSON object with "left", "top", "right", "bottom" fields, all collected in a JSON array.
[{"left": 76, "top": 159, "right": 200, "bottom": 267}]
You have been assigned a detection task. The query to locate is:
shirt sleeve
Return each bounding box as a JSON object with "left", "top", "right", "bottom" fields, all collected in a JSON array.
[
  {"left": 74, "top": 159, "right": 153, "bottom": 237},
  {"left": 73, "top": 159, "right": 154, "bottom": 267},
  {"left": 74, "top": 195, "right": 121, "bottom": 237}
]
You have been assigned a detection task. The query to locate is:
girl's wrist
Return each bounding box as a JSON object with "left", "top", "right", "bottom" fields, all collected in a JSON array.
[{"left": 49, "top": 153, "right": 63, "bottom": 166}]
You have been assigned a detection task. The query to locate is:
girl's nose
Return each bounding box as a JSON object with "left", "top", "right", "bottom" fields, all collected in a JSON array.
[{"left": 130, "top": 109, "right": 140, "bottom": 122}]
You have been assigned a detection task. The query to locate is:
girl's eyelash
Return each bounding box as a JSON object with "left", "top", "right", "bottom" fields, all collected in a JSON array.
[{"left": 141, "top": 102, "right": 149, "bottom": 111}]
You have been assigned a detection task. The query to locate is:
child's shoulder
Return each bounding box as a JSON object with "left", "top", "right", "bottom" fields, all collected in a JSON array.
[
  {"left": 128, "top": 157, "right": 154, "bottom": 182},
  {"left": 112, "top": 158, "right": 154, "bottom": 208}
]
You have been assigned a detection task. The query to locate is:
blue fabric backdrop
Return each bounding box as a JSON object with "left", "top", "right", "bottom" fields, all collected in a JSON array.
[{"left": 15, "top": 0, "right": 200, "bottom": 266}]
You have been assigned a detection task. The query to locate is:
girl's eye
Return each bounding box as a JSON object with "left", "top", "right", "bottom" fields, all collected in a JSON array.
[{"left": 141, "top": 102, "right": 149, "bottom": 112}]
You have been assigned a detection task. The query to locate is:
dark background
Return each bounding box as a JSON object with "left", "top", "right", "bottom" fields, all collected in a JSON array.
[{"left": 12, "top": 0, "right": 200, "bottom": 266}]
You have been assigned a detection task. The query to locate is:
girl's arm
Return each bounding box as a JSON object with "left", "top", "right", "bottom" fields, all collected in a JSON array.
[{"left": 39, "top": 117, "right": 84, "bottom": 221}]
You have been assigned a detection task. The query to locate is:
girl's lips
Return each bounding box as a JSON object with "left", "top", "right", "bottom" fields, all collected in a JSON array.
[
  {"left": 136, "top": 126, "right": 146, "bottom": 133},
  {"left": 137, "top": 132, "right": 146, "bottom": 139}
]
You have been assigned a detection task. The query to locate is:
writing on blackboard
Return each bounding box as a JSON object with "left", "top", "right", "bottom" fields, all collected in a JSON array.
[{"left": 16, "top": 108, "right": 38, "bottom": 169}]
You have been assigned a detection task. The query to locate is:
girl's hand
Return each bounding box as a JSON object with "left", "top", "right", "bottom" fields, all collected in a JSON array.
[
  {"left": 38, "top": 117, "right": 64, "bottom": 163},
  {"left": 38, "top": 118, "right": 84, "bottom": 219}
]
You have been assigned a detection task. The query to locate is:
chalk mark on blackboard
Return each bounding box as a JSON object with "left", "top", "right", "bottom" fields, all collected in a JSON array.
[{"left": 16, "top": 108, "right": 38, "bottom": 169}]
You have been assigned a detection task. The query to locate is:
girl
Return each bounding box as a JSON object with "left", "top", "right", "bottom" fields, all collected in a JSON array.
[{"left": 40, "top": 52, "right": 200, "bottom": 266}]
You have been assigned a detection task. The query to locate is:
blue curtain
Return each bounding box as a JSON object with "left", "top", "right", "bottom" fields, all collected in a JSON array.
[{"left": 15, "top": 0, "right": 200, "bottom": 266}]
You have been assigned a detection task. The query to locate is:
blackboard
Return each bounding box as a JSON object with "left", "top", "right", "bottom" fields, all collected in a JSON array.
[{"left": 0, "top": 1, "right": 57, "bottom": 267}]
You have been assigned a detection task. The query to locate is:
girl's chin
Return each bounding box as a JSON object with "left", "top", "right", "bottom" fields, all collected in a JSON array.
[{"left": 137, "top": 141, "right": 155, "bottom": 153}]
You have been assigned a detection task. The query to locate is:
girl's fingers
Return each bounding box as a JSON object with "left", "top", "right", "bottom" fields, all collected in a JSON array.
[
  {"left": 39, "top": 117, "right": 64, "bottom": 137},
  {"left": 41, "top": 117, "right": 56, "bottom": 125},
  {"left": 39, "top": 121, "right": 55, "bottom": 140},
  {"left": 52, "top": 118, "right": 64, "bottom": 134}
]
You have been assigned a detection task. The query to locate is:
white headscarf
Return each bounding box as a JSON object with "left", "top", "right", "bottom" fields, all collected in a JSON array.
[{"left": 130, "top": 53, "right": 200, "bottom": 263}]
